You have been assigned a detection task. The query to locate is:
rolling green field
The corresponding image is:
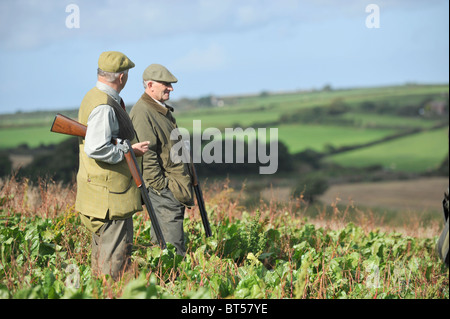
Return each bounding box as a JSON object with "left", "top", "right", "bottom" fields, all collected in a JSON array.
[
  {"left": 176, "top": 85, "right": 447, "bottom": 128},
  {"left": 0, "top": 84, "right": 448, "bottom": 173},
  {"left": 326, "top": 127, "right": 448, "bottom": 172},
  {"left": 0, "top": 126, "right": 70, "bottom": 149},
  {"left": 276, "top": 124, "right": 397, "bottom": 154}
]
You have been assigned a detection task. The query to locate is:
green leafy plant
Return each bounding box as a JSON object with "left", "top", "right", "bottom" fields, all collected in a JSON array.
[{"left": 0, "top": 178, "right": 448, "bottom": 299}]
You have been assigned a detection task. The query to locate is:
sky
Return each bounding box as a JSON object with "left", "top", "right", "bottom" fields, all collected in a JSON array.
[{"left": 0, "top": 0, "right": 448, "bottom": 114}]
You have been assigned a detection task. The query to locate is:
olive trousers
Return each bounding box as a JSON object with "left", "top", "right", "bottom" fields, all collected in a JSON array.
[
  {"left": 81, "top": 214, "right": 133, "bottom": 280},
  {"left": 148, "top": 187, "right": 186, "bottom": 256}
]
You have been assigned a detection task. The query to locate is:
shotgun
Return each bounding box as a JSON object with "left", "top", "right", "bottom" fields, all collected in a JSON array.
[
  {"left": 50, "top": 113, "right": 167, "bottom": 249},
  {"left": 190, "top": 162, "right": 213, "bottom": 237},
  {"left": 182, "top": 141, "right": 212, "bottom": 237}
]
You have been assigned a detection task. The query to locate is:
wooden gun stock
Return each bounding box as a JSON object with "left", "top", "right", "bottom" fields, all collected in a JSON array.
[
  {"left": 50, "top": 113, "right": 87, "bottom": 137},
  {"left": 50, "top": 113, "right": 166, "bottom": 249},
  {"left": 51, "top": 114, "right": 144, "bottom": 188}
]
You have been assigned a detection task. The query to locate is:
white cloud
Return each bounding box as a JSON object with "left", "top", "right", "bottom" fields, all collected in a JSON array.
[
  {"left": 0, "top": 0, "right": 316, "bottom": 50},
  {"left": 2, "top": 0, "right": 447, "bottom": 51},
  {"left": 172, "top": 43, "right": 227, "bottom": 72},
  {"left": 0, "top": 0, "right": 68, "bottom": 49}
]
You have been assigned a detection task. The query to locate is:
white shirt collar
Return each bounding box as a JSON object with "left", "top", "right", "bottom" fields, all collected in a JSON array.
[
  {"left": 150, "top": 96, "right": 167, "bottom": 108},
  {"left": 96, "top": 81, "right": 122, "bottom": 105}
]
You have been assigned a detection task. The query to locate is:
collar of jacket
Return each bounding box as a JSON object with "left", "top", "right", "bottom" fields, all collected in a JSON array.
[{"left": 141, "top": 93, "right": 174, "bottom": 115}]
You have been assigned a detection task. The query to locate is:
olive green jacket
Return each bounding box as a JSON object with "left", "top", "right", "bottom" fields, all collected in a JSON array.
[
  {"left": 130, "top": 93, "right": 194, "bottom": 207},
  {"left": 75, "top": 87, "right": 142, "bottom": 221}
]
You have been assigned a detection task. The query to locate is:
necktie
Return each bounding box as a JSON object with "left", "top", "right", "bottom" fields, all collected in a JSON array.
[{"left": 120, "top": 99, "right": 126, "bottom": 111}]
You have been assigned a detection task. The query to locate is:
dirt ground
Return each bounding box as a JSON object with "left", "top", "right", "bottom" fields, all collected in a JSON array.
[
  {"left": 318, "top": 177, "right": 448, "bottom": 213},
  {"left": 258, "top": 177, "right": 448, "bottom": 214},
  {"left": 9, "top": 154, "right": 33, "bottom": 170}
]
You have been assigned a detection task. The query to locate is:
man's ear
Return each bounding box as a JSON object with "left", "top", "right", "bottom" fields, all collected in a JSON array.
[{"left": 119, "top": 72, "right": 126, "bottom": 84}]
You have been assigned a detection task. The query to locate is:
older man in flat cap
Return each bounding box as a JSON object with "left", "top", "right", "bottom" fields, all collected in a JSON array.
[
  {"left": 130, "top": 64, "right": 194, "bottom": 256},
  {"left": 76, "top": 51, "right": 150, "bottom": 280}
]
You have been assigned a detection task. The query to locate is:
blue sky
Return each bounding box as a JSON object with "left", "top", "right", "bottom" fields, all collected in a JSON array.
[{"left": 0, "top": 0, "right": 448, "bottom": 114}]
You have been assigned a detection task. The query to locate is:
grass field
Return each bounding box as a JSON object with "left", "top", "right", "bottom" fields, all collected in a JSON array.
[
  {"left": 338, "top": 112, "right": 440, "bottom": 129},
  {"left": 1, "top": 83, "right": 448, "bottom": 147},
  {"left": 326, "top": 127, "right": 448, "bottom": 172},
  {"left": 0, "top": 125, "right": 69, "bottom": 149},
  {"left": 276, "top": 124, "right": 397, "bottom": 153},
  {"left": 0, "top": 84, "right": 448, "bottom": 174},
  {"left": 1, "top": 84, "right": 448, "bottom": 178}
]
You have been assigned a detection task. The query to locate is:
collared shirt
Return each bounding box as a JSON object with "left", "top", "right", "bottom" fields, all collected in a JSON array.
[
  {"left": 84, "top": 81, "right": 128, "bottom": 164},
  {"left": 150, "top": 96, "right": 166, "bottom": 107},
  {"left": 149, "top": 96, "right": 175, "bottom": 114}
]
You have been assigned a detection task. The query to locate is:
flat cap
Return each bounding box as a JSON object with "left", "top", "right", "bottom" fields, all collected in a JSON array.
[
  {"left": 98, "top": 51, "right": 135, "bottom": 73},
  {"left": 143, "top": 64, "right": 178, "bottom": 83}
]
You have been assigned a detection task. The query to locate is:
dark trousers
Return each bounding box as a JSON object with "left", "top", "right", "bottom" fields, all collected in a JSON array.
[{"left": 148, "top": 187, "right": 186, "bottom": 256}]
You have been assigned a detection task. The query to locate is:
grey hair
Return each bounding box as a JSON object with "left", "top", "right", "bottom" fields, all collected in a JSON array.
[
  {"left": 143, "top": 79, "right": 153, "bottom": 89},
  {"left": 97, "top": 68, "right": 128, "bottom": 82}
]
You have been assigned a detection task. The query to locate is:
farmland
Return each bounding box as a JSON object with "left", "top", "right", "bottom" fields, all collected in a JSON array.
[
  {"left": 326, "top": 126, "right": 448, "bottom": 172},
  {"left": 0, "top": 83, "right": 449, "bottom": 300},
  {"left": 0, "top": 177, "right": 448, "bottom": 300},
  {"left": 1, "top": 84, "right": 448, "bottom": 152},
  {"left": 0, "top": 125, "right": 71, "bottom": 149}
]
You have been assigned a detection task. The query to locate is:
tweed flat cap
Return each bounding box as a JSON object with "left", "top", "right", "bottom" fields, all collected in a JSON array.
[
  {"left": 143, "top": 64, "right": 178, "bottom": 83},
  {"left": 98, "top": 51, "right": 135, "bottom": 73}
]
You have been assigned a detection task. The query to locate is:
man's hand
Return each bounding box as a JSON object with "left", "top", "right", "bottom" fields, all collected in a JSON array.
[{"left": 132, "top": 141, "right": 150, "bottom": 157}]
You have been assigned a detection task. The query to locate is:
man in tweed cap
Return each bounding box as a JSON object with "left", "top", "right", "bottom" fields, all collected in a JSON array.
[
  {"left": 130, "top": 64, "right": 194, "bottom": 256},
  {"left": 76, "top": 51, "right": 150, "bottom": 280}
]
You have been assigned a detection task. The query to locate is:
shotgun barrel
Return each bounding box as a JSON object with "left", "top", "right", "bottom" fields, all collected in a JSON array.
[
  {"left": 122, "top": 139, "right": 166, "bottom": 249},
  {"left": 192, "top": 172, "right": 212, "bottom": 238},
  {"left": 182, "top": 140, "right": 212, "bottom": 237}
]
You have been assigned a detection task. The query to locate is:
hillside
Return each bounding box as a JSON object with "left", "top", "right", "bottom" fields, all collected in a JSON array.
[
  {"left": 0, "top": 84, "right": 449, "bottom": 300},
  {"left": 0, "top": 83, "right": 448, "bottom": 214}
]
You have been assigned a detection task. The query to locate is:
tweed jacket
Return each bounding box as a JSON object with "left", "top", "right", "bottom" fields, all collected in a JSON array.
[
  {"left": 75, "top": 86, "right": 142, "bottom": 220},
  {"left": 130, "top": 93, "right": 194, "bottom": 207}
]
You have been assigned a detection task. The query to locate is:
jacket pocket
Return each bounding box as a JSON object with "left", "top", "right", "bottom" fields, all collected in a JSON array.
[{"left": 108, "top": 176, "right": 133, "bottom": 194}]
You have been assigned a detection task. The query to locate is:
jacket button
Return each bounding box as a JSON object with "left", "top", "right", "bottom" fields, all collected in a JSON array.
[{"left": 87, "top": 178, "right": 91, "bottom": 182}]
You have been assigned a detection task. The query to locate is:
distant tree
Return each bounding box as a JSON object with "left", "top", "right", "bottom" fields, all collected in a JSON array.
[
  {"left": 292, "top": 174, "right": 329, "bottom": 203},
  {"left": 322, "top": 84, "right": 333, "bottom": 92},
  {"left": 0, "top": 151, "right": 12, "bottom": 177},
  {"left": 198, "top": 95, "right": 213, "bottom": 107},
  {"left": 17, "top": 137, "right": 79, "bottom": 184},
  {"left": 328, "top": 98, "right": 350, "bottom": 115},
  {"left": 259, "top": 90, "right": 270, "bottom": 98},
  {"left": 195, "top": 139, "right": 294, "bottom": 176}
]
